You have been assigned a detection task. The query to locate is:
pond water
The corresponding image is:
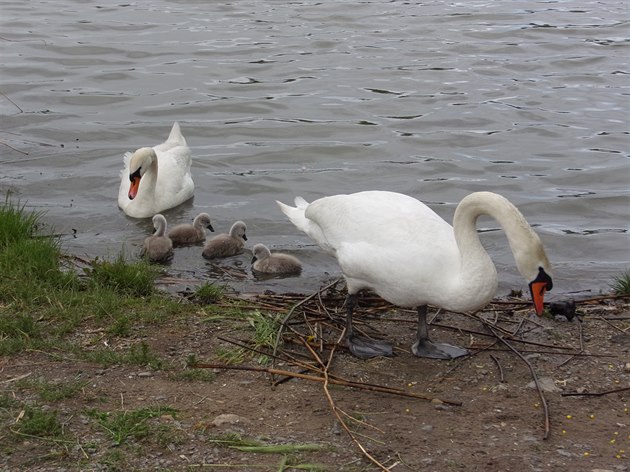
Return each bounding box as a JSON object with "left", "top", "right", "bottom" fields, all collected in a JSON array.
[{"left": 1, "top": 0, "right": 629, "bottom": 299}]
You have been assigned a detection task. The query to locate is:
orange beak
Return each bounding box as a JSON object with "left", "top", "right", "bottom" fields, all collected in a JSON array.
[
  {"left": 530, "top": 281, "right": 548, "bottom": 316},
  {"left": 128, "top": 175, "right": 141, "bottom": 200},
  {"left": 529, "top": 267, "right": 553, "bottom": 317}
]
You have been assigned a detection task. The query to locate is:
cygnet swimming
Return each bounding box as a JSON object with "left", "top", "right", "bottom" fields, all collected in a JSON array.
[
  {"left": 201, "top": 221, "right": 247, "bottom": 259},
  {"left": 168, "top": 212, "right": 214, "bottom": 246},
  {"left": 251, "top": 243, "right": 302, "bottom": 275},
  {"left": 141, "top": 213, "right": 174, "bottom": 263}
]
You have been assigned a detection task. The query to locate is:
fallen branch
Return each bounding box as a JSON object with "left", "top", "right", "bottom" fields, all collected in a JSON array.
[
  {"left": 490, "top": 354, "right": 505, "bottom": 383},
  {"left": 484, "top": 323, "right": 551, "bottom": 440},
  {"left": 0, "top": 372, "right": 32, "bottom": 384},
  {"left": 302, "top": 335, "right": 392, "bottom": 471},
  {"left": 561, "top": 385, "right": 630, "bottom": 397},
  {"left": 193, "top": 362, "right": 462, "bottom": 406}
]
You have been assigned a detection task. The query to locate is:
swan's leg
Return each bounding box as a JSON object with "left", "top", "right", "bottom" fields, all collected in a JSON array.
[
  {"left": 411, "top": 305, "right": 468, "bottom": 359},
  {"left": 344, "top": 293, "right": 393, "bottom": 358}
]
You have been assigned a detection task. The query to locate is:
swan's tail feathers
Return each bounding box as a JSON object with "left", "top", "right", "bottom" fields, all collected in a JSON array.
[
  {"left": 276, "top": 198, "right": 310, "bottom": 233},
  {"left": 294, "top": 196, "right": 309, "bottom": 208},
  {"left": 167, "top": 121, "right": 187, "bottom": 146}
]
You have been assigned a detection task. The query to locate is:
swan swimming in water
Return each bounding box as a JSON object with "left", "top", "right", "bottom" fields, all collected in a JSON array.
[
  {"left": 141, "top": 214, "right": 174, "bottom": 263},
  {"left": 118, "top": 122, "right": 194, "bottom": 218},
  {"left": 251, "top": 243, "right": 302, "bottom": 275},
  {"left": 277, "top": 191, "right": 553, "bottom": 359},
  {"left": 168, "top": 212, "right": 214, "bottom": 246},
  {"left": 202, "top": 221, "right": 248, "bottom": 259}
]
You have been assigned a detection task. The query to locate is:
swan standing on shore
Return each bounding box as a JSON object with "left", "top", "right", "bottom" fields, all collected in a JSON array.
[
  {"left": 141, "top": 214, "right": 174, "bottom": 263},
  {"left": 168, "top": 213, "right": 214, "bottom": 246},
  {"left": 277, "top": 191, "right": 553, "bottom": 359},
  {"left": 202, "top": 221, "right": 248, "bottom": 259},
  {"left": 118, "top": 122, "right": 194, "bottom": 218},
  {"left": 251, "top": 243, "right": 302, "bottom": 275}
]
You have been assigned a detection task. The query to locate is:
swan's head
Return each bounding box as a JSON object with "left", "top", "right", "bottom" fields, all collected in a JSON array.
[
  {"left": 194, "top": 213, "right": 214, "bottom": 232},
  {"left": 251, "top": 243, "right": 271, "bottom": 264},
  {"left": 517, "top": 235, "right": 553, "bottom": 316},
  {"left": 127, "top": 147, "right": 156, "bottom": 200},
  {"left": 230, "top": 221, "right": 248, "bottom": 241}
]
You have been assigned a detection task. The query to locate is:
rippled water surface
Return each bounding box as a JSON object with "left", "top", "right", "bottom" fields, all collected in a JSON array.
[{"left": 1, "top": 0, "right": 629, "bottom": 297}]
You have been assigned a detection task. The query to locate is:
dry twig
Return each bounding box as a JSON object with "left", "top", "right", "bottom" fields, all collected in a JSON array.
[
  {"left": 561, "top": 386, "right": 630, "bottom": 397},
  {"left": 193, "top": 362, "right": 462, "bottom": 406},
  {"left": 485, "top": 323, "right": 551, "bottom": 440}
]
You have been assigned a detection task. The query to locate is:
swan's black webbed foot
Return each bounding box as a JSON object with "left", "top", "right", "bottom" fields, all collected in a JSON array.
[
  {"left": 411, "top": 339, "right": 468, "bottom": 359},
  {"left": 346, "top": 335, "right": 393, "bottom": 359},
  {"left": 343, "top": 292, "right": 393, "bottom": 358}
]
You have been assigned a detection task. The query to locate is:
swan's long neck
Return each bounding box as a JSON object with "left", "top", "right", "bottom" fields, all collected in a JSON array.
[
  {"left": 154, "top": 216, "right": 167, "bottom": 237},
  {"left": 141, "top": 156, "right": 158, "bottom": 200},
  {"left": 451, "top": 192, "right": 542, "bottom": 309}
]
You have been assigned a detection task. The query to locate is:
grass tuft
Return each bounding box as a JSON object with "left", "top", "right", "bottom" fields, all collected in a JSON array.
[
  {"left": 87, "top": 254, "right": 157, "bottom": 297},
  {"left": 0, "top": 198, "right": 41, "bottom": 249},
  {"left": 87, "top": 406, "right": 176, "bottom": 446},
  {"left": 610, "top": 269, "right": 630, "bottom": 296},
  {"left": 13, "top": 406, "right": 63, "bottom": 439},
  {"left": 194, "top": 281, "right": 224, "bottom": 304},
  {"left": 248, "top": 310, "right": 280, "bottom": 364}
]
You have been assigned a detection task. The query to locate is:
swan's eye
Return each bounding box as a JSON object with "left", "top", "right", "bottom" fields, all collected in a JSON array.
[
  {"left": 129, "top": 168, "right": 142, "bottom": 182},
  {"left": 536, "top": 267, "right": 553, "bottom": 291}
]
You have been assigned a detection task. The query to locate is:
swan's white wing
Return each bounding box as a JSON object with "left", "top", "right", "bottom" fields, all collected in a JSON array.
[
  {"left": 301, "top": 191, "right": 466, "bottom": 307},
  {"left": 305, "top": 191, "right": 452, "bottom": 249},
  {"left": 155, "top": 143, "right": 194, "bottom": 201}
]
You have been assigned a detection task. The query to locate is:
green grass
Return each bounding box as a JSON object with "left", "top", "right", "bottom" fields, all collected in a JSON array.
[
  {"left": 248, "top": 310, "right": 281, "bottom": 364},
  {"left": 12, "top": 406, "right": 63, "bottom": 439},
  {"left": 19, "top": 376, "right": 88, "bottom": 402},
  {"left": 0, "top": 198, "right": 41, "bottom": 248},
  {"left": 194, "top": 281, "right": 225, "bottom": 304},
  {"left": 215, "top": 346, "right": 247, "bottom": 365},
  {"left": 87, "top": 254, "right": 158, "bottom": 297},
  {"left": 0, "top": 198, "right": 313, "bottom": 469},
  {"left": 610, "top": 269, "right": 630, "bottom": 296},
  {"left": 0, "top": 198, "right": 188, "bottom": 358},
  {"left": 208, "top": 433, "right": 327, "bottom": 471},
  {"left": 86, "top": 405, "right": 177, "bottom": 446},
  {"left": 80, "top": 341, "right": 165, "bottom": 369}
]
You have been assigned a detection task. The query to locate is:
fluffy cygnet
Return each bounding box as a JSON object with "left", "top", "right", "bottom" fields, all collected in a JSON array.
[
  {"left": 251, "top": 243, "right": 302, "bottom": 275},
  {"left": 201, "top": 221, "right": 247, "bottom": 259},
  {"left": 142, "top": 214, "right": 173, "bottom": 263},
  {"left": 168, "top": 212, "right": 214, "bottom": 246}
]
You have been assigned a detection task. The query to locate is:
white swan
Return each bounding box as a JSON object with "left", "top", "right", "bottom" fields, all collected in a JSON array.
[
  {"left": 118, "top": 122, "right": 194, "bottom": 218},
  {"left": 141, "top": 214, "right": 174, "bottom": 263},
  {"left": 251, "top": 243, "right": 302, "bottom": 275},
  {"left": 277, "top": 191, "right": 553, "bottom": 359},
  {"left": 168, "top": 212, "right": 214, "bottom": 246},
  {"left": 201, "top": 221, "right": 248, "bottom": 259}
]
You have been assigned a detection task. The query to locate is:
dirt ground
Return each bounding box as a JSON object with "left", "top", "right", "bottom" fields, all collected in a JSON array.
[{"left": 1, "top": 281, "right": 629, "bottom": 472}]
